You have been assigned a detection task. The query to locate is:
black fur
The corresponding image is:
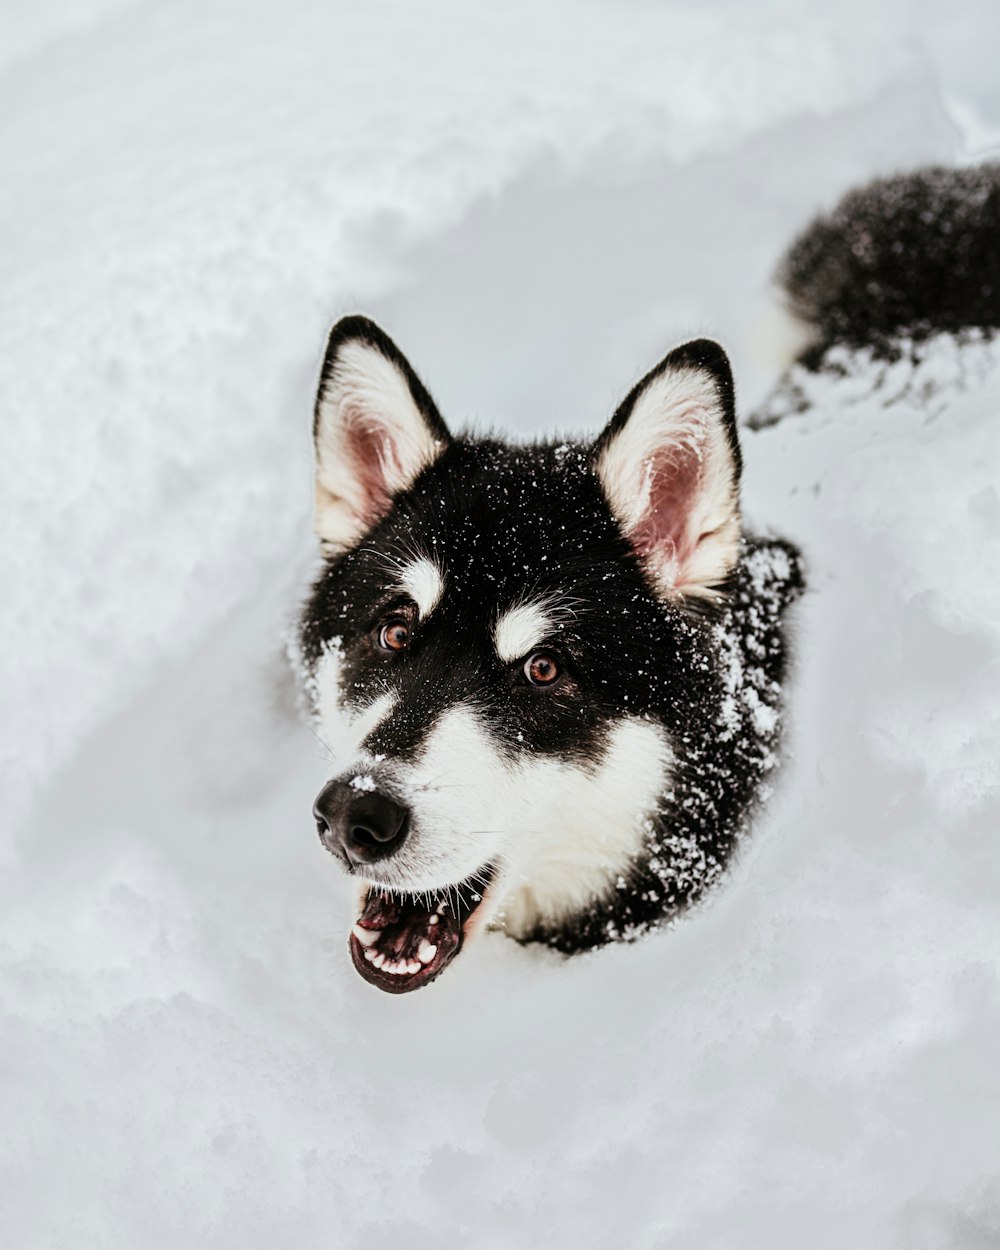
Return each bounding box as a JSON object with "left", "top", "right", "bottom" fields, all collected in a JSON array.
[{"left": 781, "top": 163, "right": 1000, "bottom": 363}]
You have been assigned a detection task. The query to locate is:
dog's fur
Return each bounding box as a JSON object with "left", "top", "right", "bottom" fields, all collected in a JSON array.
[{"left": 295, "top": 163, "right": 1000, "bottom": 993}]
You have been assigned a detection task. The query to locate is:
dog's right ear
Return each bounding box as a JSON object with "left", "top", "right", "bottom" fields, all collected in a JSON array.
[{"left": 312, "top": 316, "right": 450, "bottom": 553}]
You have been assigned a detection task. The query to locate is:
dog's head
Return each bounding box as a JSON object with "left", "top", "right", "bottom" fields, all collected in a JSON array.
[{"left": 298, "top": 316, "right": 743, "bottom": 992}]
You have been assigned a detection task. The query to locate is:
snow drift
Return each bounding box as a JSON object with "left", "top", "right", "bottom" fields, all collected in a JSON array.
[{"left": 2, "top": 1, "right": 999, "bottom": 1246}]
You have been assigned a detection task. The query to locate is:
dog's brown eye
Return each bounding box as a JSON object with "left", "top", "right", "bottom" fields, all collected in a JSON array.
[
  {"left": 524, "top": 652, "right": 560, "bottom": 686},
  {"left": 378, "top": 619, "right": 410, "bottom": 652}
]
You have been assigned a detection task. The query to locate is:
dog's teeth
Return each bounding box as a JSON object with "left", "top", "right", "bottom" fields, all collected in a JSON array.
[
  {"left": 407, "top": 959, "right": 421, "bottom": 974},
  {"left": 372, "top": 952, "right": 385, "bottom": 968},
  {"left": 363, "top": 947, "right": 377, "bottom": 962},
  {"left": 418, "top": 940, "right": 437, "bottom": 964},
  {"left": 429, "top": 914, "right": 440, "bottom": 926},
  {"left": 352, "top": 924, "right": 380, "bottom": 947}
]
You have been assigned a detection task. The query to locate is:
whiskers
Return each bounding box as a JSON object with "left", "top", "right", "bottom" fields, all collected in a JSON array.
[
  {"left": 306, "top": 723, "right": 340, "bottom": 766},
  {"left": 406, "top": 768, "right": 475, "bottom": 796}
]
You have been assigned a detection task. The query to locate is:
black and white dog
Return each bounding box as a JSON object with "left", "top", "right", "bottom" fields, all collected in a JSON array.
[{"left": 296, "top": 164, "right": 999, "bottom": 994}]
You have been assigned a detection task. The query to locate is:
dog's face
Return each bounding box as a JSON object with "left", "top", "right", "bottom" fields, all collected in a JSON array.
[{"left": 298, "top": 317, "right": 742, "bottom": 993}]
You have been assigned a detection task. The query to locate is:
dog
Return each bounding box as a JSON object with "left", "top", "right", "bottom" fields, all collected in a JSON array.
[{"left": 295, "top": 163, "right": 999, "bottom": 994}]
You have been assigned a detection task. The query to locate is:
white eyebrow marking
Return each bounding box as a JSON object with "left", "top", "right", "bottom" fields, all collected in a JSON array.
[
  {"left": 495, "top": 601, "right": 553, "bottom": 662},
  {"left": 398, "top": 557, "right": 444, "bottom": 619}
]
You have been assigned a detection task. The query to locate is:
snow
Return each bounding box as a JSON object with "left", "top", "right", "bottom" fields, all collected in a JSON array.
[{"left": 2, "top": 1, "right": 1000, "bottom": 1246}]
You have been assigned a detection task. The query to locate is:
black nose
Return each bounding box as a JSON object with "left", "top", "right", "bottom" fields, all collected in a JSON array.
[{"left": 313, "top": 780, "right": 409, "bottom": 866}]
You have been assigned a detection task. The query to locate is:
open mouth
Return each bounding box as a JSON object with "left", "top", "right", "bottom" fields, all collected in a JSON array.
[{"left": 348, "top": 865, "right": 494, "bottom": 994}]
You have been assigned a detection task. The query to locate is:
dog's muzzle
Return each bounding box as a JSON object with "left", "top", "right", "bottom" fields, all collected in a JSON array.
[
  {"left": 313, "top": 780, "right": 409, "bottom": 868},
  {"left": 313, "top": 777, "right": 496, "bottom": 994}
]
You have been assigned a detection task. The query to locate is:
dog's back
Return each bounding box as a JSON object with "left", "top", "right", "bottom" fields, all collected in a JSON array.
[{"left": 779, "top": 163, "right": 1000, "bottom": 363}]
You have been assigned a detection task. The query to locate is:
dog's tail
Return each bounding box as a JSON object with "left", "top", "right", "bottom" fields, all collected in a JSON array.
[{"left": 776, "top": 163, "right": 1000, "bottom": 364}]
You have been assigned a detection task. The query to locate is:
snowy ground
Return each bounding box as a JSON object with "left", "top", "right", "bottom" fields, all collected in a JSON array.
[{"left": 3, "top": 2, "right": 1000, "bottom": 1246}]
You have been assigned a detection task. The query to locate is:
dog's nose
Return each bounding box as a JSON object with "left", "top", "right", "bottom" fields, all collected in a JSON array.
[{"left": 313, "top": 780, "right": 409, "bottom": 866}]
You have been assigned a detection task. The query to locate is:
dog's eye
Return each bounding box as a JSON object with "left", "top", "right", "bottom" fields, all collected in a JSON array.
[
  {"left": 524, "top": 652, "right": 561, "bottom": 687},
  {"left": 377, "top": 618, "right": 410, "bottom": 652}
]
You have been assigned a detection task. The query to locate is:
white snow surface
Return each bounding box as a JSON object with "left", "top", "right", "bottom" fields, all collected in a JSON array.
[{"left": 3, "top": 2, "right": 1000, "bottom": 1246}]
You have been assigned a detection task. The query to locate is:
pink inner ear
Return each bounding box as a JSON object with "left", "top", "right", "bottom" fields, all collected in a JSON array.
[
  {"left": 344, "top": 410, "right": 397, "bottom": 529},
  {"left": 630, "top": 443, "right": 702, "bottom": 577}
]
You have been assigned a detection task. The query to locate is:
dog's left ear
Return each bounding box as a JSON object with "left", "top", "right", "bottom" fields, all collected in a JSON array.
[
  {"left": 312, "top": 316, "right": 450, "bottom": 552},
  {"left": 592, "top": 339, "right": 742, "bottom": 599}
]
